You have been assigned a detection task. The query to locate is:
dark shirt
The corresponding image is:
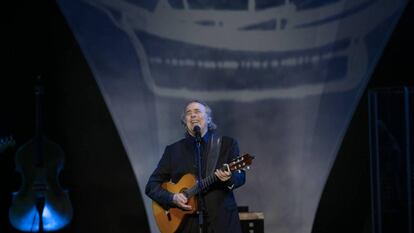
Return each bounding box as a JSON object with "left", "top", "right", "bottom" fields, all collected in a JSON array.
[{"left": 185, "top": 131, "right": 210, "bottom": 177}]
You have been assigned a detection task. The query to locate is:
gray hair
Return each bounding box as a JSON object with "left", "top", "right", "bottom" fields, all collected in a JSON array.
[{"left": 180, "top": 100, "right": 217, "bottom": 131}]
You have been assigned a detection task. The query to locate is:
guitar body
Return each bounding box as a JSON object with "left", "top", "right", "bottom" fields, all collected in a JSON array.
[{"left": 152, "top": 173, "right": 198, "bottom": 233}]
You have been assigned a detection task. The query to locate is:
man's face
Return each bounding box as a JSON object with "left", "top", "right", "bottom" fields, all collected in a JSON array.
[{"left": 184, "top": 102, "right": 209, "bottom": 136}]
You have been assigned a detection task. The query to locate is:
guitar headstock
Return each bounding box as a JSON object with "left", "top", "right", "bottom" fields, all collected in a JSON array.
[
  {"left": 0, "top": 136, "right": 15, "bottom": 153},
  {"left": 228, "top": 153, "right": 255, "bottom": 172}
]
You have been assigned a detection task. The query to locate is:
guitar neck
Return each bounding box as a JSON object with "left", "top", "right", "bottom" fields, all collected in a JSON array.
[
  {"left": 185, "top": 173, "right": 220, "bottom": 198},
  {"left": 183, "top": 153, "right": 253, "bottom": 198}
]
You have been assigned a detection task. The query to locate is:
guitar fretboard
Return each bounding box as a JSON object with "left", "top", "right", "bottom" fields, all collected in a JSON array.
[{"left": 185, "top": 172, "right": 220, "bottom": 198}]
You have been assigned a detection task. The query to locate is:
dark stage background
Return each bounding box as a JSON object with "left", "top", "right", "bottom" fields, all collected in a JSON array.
[{"left": 1, "top": 0, "right": 413, "bottom": 232}]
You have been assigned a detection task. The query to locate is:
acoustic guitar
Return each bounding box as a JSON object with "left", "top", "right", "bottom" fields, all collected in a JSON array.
[{"left": 152, "top": 153, "right": 255, "bottom": 233}]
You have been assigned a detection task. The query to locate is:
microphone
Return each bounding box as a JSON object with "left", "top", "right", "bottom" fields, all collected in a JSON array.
[{"left": 193, "top": 125, "right": 201, "bottom": 143}]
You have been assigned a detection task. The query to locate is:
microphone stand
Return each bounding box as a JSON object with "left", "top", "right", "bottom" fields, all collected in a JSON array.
[{"left": 195, "top": 132, "right": 204, "bottom": 233}]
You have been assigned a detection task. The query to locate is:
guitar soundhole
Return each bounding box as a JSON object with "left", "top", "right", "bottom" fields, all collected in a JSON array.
[{"left": 180, "top": 188, "right": 188, "bottom": 196}]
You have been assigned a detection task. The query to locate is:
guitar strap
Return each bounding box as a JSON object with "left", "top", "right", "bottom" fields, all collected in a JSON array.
[{"left": 205, "top": 133, "right": 222, "bottom": 176}]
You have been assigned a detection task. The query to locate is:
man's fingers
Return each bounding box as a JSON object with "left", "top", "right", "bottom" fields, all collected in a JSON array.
[
  {"left": 178, "top": 195, "right": 187, "bottom": 203},
  {"left": 180, "top": 204, "right": 192, "bottom": 210},
  {"left": 172, "top": 193, "right": 192, "bottom": 210},
  {"left": 215, "top": 169, "right": 231, "bottom": 181},
  {"left": 173, "top": 193, "right": 188, "bottom": 207}
]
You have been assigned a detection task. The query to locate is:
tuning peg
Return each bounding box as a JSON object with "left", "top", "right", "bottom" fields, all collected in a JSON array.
[{"left": 246, "top": 166, "right": 250, "bottom": 170}]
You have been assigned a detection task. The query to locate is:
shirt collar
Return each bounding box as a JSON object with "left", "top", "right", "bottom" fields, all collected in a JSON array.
[{"left": 186, "top": 130, "right": 210, "bottom": 144}]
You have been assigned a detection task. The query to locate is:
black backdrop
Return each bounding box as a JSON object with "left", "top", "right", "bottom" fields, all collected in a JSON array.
[
  {"left": 2, "top": 0, "right": 149, "bottom": 232},
  {"left": 1, "top": 0, "right": 413, "bottom": 232}
]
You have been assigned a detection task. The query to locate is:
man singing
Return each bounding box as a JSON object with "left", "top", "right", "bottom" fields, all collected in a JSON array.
[{"left": 145, "top": 100, "right": 245, "bottom": 233}]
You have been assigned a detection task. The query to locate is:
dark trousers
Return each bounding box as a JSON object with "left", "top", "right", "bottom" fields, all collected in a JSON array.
[{"left": 178, "top": 214, "right": 214, "bottom": 233}]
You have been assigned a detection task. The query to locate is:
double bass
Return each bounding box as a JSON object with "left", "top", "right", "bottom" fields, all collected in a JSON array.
[{"left": 9, "top": 83, "right": 73, "bottom": 232}]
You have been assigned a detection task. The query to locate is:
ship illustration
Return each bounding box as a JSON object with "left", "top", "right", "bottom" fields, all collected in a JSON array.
[{"left": 83, "top": 0, "right": 405, "bottom": 101}]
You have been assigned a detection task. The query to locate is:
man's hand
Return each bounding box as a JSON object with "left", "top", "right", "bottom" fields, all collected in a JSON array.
[
  {"left": 172, "top": 193, "right": 192, "bottom": 210},
  {"left": 215, "top": 169, "right": 231, "bottom": 182}
]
